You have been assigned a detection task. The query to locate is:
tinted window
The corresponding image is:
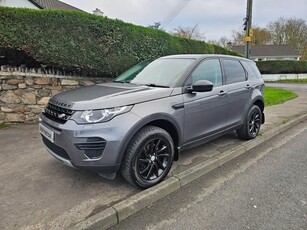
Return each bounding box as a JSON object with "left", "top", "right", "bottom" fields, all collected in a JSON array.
[
  {"left": 223, "top": 59, "right": 246, "bottom": 84},
  {"left": 241, "top": 61, "right": 262, "bottom": 79},
  {"left": 191, "top": 59, "right": 222, "bottom": 86}
]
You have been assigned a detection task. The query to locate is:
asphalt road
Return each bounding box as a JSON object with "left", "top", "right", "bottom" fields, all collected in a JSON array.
[{"left": 111, "top": 120, "right": 307, "bottom": 230}]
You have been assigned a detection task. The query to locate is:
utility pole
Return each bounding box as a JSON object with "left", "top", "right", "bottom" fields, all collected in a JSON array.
[{"left": 244, "top": 0, "right": 253, "bottom": 59}]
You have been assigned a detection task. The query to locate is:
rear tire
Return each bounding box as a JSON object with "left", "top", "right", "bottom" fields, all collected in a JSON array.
[
  {"left": 237, "top": 105, "right": 262, "bottom": 140},
  {"left": 120, "top": 126, "right": 174, "bottom": 188}
]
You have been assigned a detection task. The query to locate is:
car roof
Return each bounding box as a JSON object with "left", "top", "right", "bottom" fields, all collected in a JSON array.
[{"left": 159, "top": 54, "right": 254, "bottom": 63}]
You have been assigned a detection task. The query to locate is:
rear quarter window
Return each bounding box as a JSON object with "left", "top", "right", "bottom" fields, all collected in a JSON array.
[
  {"left": 222, "top": 59, "right": 247, "bottom": 84},
  {"left": 241, "top": 61, "right": 262, "bottom": 79}
]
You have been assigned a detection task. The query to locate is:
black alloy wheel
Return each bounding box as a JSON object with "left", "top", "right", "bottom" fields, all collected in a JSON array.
[
  {"left": 237, "top": 105, "right": 262, "bottom": 140},
  {"left": 248, "top": 109, "right": 261, "bottom": 137},
  {"left": 121, "top": 126, "right": 174, "bottom": 188},
  {"left": 137, "top": 138, "right": 171, "bottom": 181}
]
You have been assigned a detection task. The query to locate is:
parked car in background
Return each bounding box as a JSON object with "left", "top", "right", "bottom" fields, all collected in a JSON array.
[{"left": 39, "top": 54, "right": 265, "bottom": 188}]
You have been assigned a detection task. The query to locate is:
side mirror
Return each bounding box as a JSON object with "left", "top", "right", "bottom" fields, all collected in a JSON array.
[{"left": 187, "top": 80, "right": 213, "bottom": 93}]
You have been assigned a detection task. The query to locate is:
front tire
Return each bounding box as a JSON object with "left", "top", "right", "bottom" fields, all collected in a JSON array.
[
  {"left": 237, "top": 105, "right": 262, "bottom": 140},
  {"left": 120, "top": 126, "right": 175, "bottom": 188}
]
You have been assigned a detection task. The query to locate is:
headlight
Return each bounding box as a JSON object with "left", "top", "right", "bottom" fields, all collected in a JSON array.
[{"left": 72, "top": 105, "right": 133, "bottom": 124}]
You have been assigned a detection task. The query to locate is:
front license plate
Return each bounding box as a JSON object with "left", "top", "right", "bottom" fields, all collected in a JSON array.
[{"left": 39, "top": 124, "right": 55, "bottom": 143}]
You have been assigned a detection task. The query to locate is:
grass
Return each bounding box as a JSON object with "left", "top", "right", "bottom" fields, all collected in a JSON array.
[
  {"left": 0, "top": 123, "right": 9, "bottom": 129},
  {"left": 282, "top": 119, "right": 290, "bottom": 124},
  {"left": 264, "top": 87, "right": 297, "bottom": 106},
  {"left": 277, "top": 79, "right": 307, "bottom": 83}
]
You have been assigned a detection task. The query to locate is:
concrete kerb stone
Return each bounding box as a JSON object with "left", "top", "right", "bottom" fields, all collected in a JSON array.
[
  {"left": 241, "top": 136, "right": 266, "bottom": 152},
  {"left": 113, "top": 177, "right": 180, "bottom": 223},
  {"left": 72, "top": 207, "right": 117, "bottom": 230},
  {"left": 278, "top": 113, "right": 307, "bottom": 134},
  {"left": 73, "top": 112, "right": 307, "bottom": 229},
  {"left": 263, "top": 128, "right": 281, "bottom": 142},
  {"left": 214, "top": 145, "right": 247, "bottom": 167},
  {"left": 176, "top": 157, "right": 221, "bottom": 187}
]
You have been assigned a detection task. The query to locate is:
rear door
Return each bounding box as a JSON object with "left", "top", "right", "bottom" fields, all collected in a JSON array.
[
  {"left": 183, "top": 58, "right": 228, "bottom": 144},
  {"left": 221, "top": 59, "right": 253, "bottom": 126}
]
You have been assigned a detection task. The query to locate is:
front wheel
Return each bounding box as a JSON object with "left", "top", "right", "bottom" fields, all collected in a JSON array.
[
  {"left": 120, "top": 126, "right": 175, "bottom": 188},
  {"left": 237, "top": 105, "right": 262, "bottom": 140}
]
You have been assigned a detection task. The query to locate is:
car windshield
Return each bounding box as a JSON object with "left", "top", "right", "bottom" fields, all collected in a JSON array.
[{"left": 114, "top": 58, "right": 194, "bottom": 87}]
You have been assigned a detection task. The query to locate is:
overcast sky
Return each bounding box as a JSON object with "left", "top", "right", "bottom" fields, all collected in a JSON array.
[{"left": 61, "top": 0, "right": 307, "bottom": 41}]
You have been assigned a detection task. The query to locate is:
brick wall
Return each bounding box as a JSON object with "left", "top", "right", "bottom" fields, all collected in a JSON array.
[{"left": 0, "top": 68, "right": 111, "bottom": 124}]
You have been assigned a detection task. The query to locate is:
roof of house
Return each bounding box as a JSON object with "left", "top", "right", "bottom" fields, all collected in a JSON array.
[
  {"left": 29, "top": 0, "right": 84, "bottom": 12},
  {"left": 231, "top": 45, "right": 300, "bottom": 57}
]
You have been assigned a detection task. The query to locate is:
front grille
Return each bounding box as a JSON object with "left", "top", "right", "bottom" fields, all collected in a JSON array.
[
  {"left": 42, "top": 136, "right": 71, "bottom": 160},
  {"left": 43, "top": 103, "right": 74, "bottom": 124}
]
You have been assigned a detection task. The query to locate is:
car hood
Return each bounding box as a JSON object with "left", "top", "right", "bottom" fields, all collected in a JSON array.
[{"left": 50, "top": 82, "right": 174, "bottom": 110}]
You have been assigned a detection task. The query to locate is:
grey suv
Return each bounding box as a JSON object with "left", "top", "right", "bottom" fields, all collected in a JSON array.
[{"left": 39, "top": 54, "right": 265, "bottom": 188}]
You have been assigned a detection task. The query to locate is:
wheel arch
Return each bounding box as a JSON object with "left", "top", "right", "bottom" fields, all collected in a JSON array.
[
  {"left": 252, "top": 96, "right": 265, "bottom": 124},
  {"left": 116, "top": 113, "right": 182, "bottom": 165},
  {"left": 253, "top": 98, "right": 264, "bottom": 112}
]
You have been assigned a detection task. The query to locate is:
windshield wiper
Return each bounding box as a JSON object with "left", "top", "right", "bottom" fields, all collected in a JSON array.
[
  {"left": 144, "top": 83, "right": 170, "bottom": 88},
  {"left": 114, "top": 80, "right": 137, "bottom": 85},
  {"left": 114, "top": 80, "right": 129, "bottom": 83}
]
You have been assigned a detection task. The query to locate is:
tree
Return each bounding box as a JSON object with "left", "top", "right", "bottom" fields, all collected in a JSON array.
[
  {"left": 218, "top": 36, "right": 231, "bottom": 47},
  {"left": 268, "top": 17, "right": 286, "bottom": 45},
  {"left": 268, "top": 17, "right": 307, "bottom": 59},
  {"left": 171, "top": 24, "right": 205, "bottom": 40},
  {"left": 207, "top": 36, "right": 231, "bottom": 47},
  {"left": 251, "top": 27, "right": 271, "bottom": 45},
  {"left": 231, "top": 26, "right": 271, "bottom": 45},
  {"left": 231, "top": 29, "right": 245, "bottom": 45},
  {"left": 216, "top": 17, "right": 307, "bottom": 60}
]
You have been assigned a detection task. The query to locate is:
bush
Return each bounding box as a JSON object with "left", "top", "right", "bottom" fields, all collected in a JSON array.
[
  {"left": 256, "top": 60, "right": 307, "bottom": 74},
  {"left": 0, "top": 7, "right": 238, "bottom": 77}
]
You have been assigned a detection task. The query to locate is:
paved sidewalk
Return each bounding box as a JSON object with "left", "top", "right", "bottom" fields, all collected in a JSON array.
[
  {"left": 264, "top": 83, "right": 307, "bottom": 133},
  {"left": 0, "top": 83, "right": 306, "bottom": 229}
]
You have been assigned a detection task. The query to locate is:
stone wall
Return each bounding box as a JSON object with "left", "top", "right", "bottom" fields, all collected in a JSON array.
[{"left": 0, "top": 68, "right": 111, "bottom": 124}]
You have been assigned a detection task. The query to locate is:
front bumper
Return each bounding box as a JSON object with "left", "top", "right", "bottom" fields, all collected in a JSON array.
[{"left": 39, "top": 111, "right": 140, "bottom": 173}]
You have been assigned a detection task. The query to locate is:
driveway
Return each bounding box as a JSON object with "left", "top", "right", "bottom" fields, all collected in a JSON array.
[{"left": 1, "top": 83, "right": 307, "bottom": 229}]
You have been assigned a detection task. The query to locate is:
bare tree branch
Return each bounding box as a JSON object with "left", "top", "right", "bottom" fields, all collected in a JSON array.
[{"left": 171, "top": 24, "right": 205, "bottom": 40}]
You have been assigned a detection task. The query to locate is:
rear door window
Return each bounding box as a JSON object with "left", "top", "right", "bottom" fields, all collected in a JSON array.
[{"left": 223, "top": 59, "right": 246, "bottom": 84}]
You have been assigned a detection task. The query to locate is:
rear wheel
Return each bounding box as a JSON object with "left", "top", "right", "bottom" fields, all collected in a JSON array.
[
  {"left": 237, "top": 105, "right": 262, "bottom": 140},
  {"left": 120, "top": 126, "right": 174, "bottom": 188}
]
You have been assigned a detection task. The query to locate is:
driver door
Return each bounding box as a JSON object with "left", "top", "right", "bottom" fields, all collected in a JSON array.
[{"left": 183, "top": 58, "right": 228, "bottom": 145}]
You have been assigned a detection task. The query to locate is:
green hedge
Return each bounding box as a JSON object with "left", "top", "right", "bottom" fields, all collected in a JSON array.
[
  {"left": 256, "top": 60, "right": 307, "bottom": 74},
  {"left": 0, "top": 7, "right": 238, "bottom": 77}
]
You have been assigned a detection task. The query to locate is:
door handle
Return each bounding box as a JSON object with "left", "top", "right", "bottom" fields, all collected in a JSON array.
[
  {"left": 246, "top": 84, "right": 254, "bottom": 90},
  {"left": 218, "top": 90, "right": 228, "bottom": 96},
  {"left": 172, "top": 103, "right": 184, "bottom": 110}
]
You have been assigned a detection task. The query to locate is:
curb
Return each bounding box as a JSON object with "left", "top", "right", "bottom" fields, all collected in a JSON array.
[{"left": 72, "top": 112, "right": 307, "bottom": 230}]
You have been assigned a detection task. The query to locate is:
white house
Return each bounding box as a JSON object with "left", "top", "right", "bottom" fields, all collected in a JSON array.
[
  {"left": 231, "top": 45, "right": 301, "bottom": 61},
  {"left": 0, "top": 0, "right": 38, "bottom": 9},
  {"left": 0, "top": 0, "right": 84, "bottom": 11}
]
